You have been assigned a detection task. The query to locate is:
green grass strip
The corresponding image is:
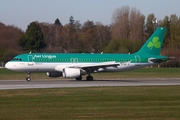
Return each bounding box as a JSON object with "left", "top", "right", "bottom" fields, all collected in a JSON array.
[{"left": 0, "top": 86, "right": 180, "bottom": 120}]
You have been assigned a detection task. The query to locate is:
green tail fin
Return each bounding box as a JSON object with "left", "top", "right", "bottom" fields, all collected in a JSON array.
[{"left": 136, "top": 27, "right": 166, "bottom": 55}]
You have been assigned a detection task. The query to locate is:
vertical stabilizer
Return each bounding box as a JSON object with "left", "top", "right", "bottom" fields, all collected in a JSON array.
[{"left": 136, "top": 27, "right": 166, "bottom": 55}]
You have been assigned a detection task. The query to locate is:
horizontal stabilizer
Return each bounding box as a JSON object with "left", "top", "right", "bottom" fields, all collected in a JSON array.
[{"left": 148, "top": 58, "right": 169, "bottom": 63}]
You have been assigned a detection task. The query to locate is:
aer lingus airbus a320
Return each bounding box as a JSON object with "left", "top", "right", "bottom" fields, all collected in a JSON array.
[{"left": 5, "top": 27, "right": 169, "bottom": 81}]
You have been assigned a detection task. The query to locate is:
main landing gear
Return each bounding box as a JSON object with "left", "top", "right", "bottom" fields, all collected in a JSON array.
[
  {"left": 86, "top": 75, "right": 93, "bottom": 81},
  {"left": 86, "top": 73, "right": 93, "bottom": 81},
  {"left": 26, "top": 72, "right": 31, "bottom": 81},
  {"left": 76, "top": 75, "right": 94, "bottom": 81},
  {"left": 76, "top": 76, "right": 82, "bottom": 81}
]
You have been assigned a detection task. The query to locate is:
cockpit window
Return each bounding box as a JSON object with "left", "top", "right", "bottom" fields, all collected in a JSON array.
[{"left": 13, "top": 58, "right": 22, "bottom": 61}]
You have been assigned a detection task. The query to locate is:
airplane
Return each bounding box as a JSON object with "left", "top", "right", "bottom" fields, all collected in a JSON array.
[{"left": 5, "top": 27, "right": 169, "bottom": 81}]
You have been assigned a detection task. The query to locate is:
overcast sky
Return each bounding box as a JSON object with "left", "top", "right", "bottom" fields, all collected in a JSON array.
[{"left": 0, "top": 0, "right": 180, "bottom": 31}]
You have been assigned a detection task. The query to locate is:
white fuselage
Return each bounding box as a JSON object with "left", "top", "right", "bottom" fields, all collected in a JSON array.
[{"left": 5, "top": 61, "right": 153, "bottom": 73}]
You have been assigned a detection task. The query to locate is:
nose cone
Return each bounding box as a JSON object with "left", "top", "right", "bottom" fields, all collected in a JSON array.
[
  {"left": 5, "top": 62, "right": 11, "bottom": 69},
  {"left": 5, "top": 62, "right": 16, "bottom": 70}
]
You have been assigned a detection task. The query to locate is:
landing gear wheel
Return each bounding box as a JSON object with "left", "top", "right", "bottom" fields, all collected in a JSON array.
[
  {"left": 76, "top": 76, "right": 82, "bottom": 81},
  {"left": 26, "top": 77, "right": 31, "bottom": 81},
  {"left": 86, "top": 76, "right": 93, "bottom": 81}
]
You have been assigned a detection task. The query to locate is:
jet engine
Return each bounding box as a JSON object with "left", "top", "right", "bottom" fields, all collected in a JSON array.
[
  {"left": 47, "top": 72, "right": 62, "bottom": 77},
  {"left": 62, "top": 68, "right": 81, "bottom": 78}
]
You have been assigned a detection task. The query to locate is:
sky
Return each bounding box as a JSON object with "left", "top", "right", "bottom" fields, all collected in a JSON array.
[{"left": 0, "top": 0, "right": 180, "bottom": 31}]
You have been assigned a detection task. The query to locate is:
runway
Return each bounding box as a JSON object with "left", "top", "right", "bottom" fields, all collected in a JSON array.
[{"left": 1, "top": 78, "right": 180, "bottom": 90}]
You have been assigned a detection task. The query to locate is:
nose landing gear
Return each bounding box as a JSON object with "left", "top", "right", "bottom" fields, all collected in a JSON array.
[{"left": 26, "top": 72, "right": 31, "bottom": 81}]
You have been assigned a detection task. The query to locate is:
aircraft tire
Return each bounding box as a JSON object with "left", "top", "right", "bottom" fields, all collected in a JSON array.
[
  {"left": 76, "top": 76, "right": 82, "bottom": 81},
  {"left": 86, "top": 76, "right": 93, "bottom": 81},
  {"left": 26, "top": 77, "right": 31, "bottom": 81}
]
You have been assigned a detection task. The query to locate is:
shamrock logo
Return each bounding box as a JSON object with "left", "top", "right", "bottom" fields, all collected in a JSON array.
[{"left": 147, "top": 37, "right": 161, "bottom": 50}]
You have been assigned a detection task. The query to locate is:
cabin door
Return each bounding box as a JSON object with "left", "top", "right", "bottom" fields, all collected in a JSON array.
[
  {"left": 135, "top": 55, "right": 141, "bottom": 66},
  {"left": 28, "top": 55, "right": 34, "bottom": 66},
  {"left": 71, "top": 58, "right": 78, "bottom": 64}
]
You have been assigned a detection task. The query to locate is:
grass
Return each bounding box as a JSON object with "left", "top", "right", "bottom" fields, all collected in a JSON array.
[
  {"left": 0, "top": 86, "right": 180, "bottom": 120},
  {"left": 1, "top": 68, "right": 180, "bottom": 80},
  {"left": 1, "top": 68, "right": 180, "bottom": 119}
]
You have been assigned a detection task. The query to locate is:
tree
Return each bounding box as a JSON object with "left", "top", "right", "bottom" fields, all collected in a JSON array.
[
  {"left": 74, "top": 20, "right": 82, "bottom": 31},
  {"left": 95, "top": 22, "right": 111, "bottom": 52},
  {"left": 54, "top": 18, "right": 62, "bottom": 27},
  {"left": 81, "top": 20, "right": 96, "bottom": 52},
  {"left": 129, "top": 8, "right": 145, "bottom": 41},
  {"left": 110, "top": 6, "right": 144, "bottom": 53},
  {"left": 112, "top": 6, "right": 130, "bottom": 39},
  {"left": 62, "top": 24, "right": 78, "bottom": 52},
  {"left": 69, "top": 16, "right": 75, "bottom": 27},
  {"left": 39, "top": 22, "right": 64, "bottom": 52},
  {"left": 111, "top": 6, "right": 144, "bottom": 41},
  {"left": 104, "top": 38, "right": 141, "bottom": 53},
  {"left": 160, "top": 16, "right": 171, "bottom": 47},
  {"left": 145, "top": 14, "right": 156, "bottom": 38},
  {"left": 0, "top": 22, "right": 23, "bottom": 62},
  {"left": 169, "top": 14, "right": 180, "bottom": 49},
  {"left": 19, "top": 22, "right": 46, "bottom": 52}
]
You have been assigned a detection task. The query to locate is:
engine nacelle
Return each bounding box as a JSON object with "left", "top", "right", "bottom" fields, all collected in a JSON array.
[
  {"left": 62, "top": 68, "right": 81, "bottom": 78},
  {"left": 47, "top": 72, "right": 62, "bottom": 77}
]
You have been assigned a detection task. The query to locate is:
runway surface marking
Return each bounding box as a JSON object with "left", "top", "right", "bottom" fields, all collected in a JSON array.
[{"left": 0, "top": 78, "right": 180, "bottom": 90}]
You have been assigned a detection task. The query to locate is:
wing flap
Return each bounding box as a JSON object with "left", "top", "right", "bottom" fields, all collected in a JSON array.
[{"left": 69, "top": 61, "right": 119, "bottom": 69}]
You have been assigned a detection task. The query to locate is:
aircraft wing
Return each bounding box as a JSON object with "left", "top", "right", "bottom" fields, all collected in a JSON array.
[
  {"left": 53, "top": 61, "right": 117, "bottom": 72},
  {"left": 69, "top": 61, "right": 119, "bottom": 69},
  {"left": 55, "top": 61, "right": 129, "bottom": 72}
]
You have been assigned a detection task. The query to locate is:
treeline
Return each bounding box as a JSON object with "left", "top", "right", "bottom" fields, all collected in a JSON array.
[{"left": 0, "top": 6, "right": 180, "bottom": 67}]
